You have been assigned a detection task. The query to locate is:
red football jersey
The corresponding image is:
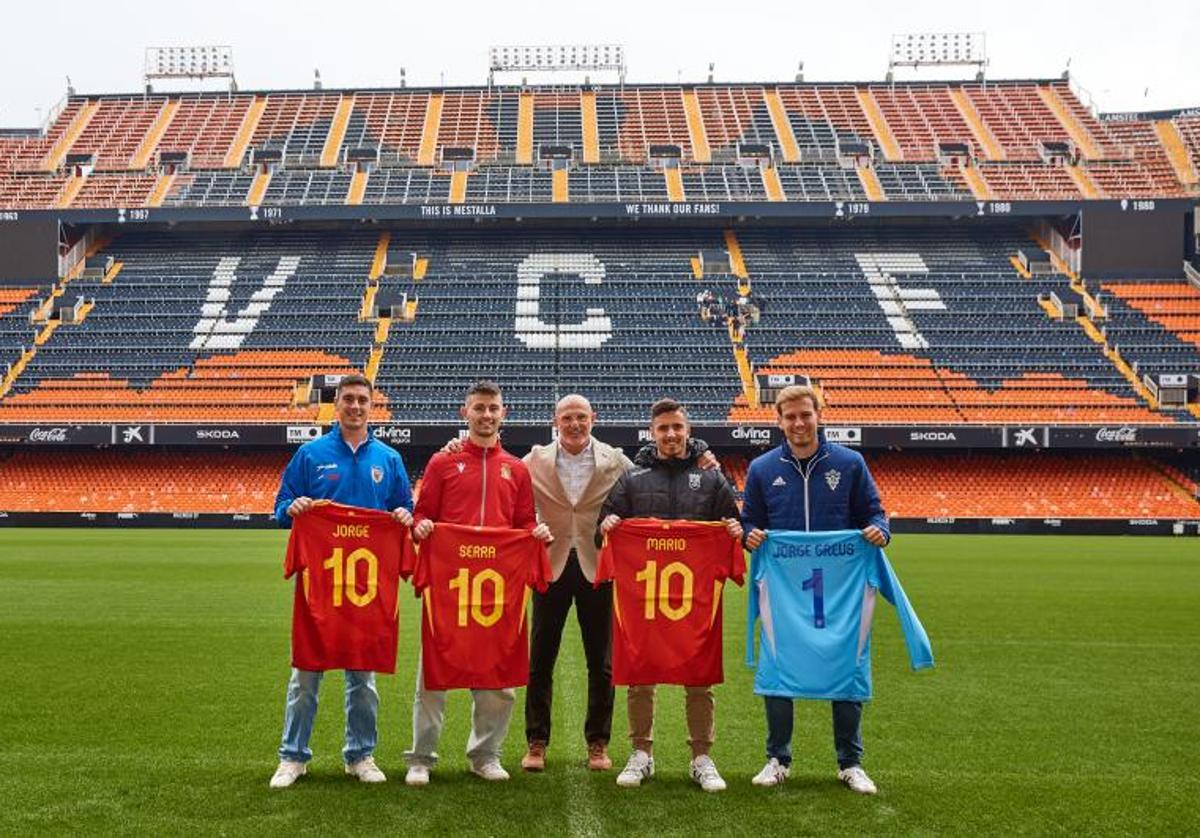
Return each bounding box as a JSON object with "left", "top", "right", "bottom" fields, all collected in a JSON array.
[
  {"left": 284, "top": 501, "right": 411, "bottom": 673},
  {"left": 597, "top": 518, "right": 745, "bottom": 687},
  {"left": 412, "top": 522, "right": 551, "bottom": 690}
]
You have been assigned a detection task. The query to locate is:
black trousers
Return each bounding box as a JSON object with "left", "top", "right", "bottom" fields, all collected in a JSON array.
[{"left": 524, "top": 550, "right": 614, "bottom": 747}]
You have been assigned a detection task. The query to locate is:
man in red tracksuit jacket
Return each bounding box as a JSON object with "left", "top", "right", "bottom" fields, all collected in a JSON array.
[{"left": 404, "top": 379, "right": 552, "bottom": 785}]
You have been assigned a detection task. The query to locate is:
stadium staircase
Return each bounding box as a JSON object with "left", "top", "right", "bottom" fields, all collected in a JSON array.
[
  {"left": 131, "top": 99, "right": 181, "bottom": 169},
  {"left": 682, "top": 90, "right": 711, "bottom": 163},
  {"left": 721, "top": 230, "right": 759, "bottom": 407},
  {"left": 855, "top": 89, "right": 902, "bottom": 161},
  {"left": 320, "top": 94, "right": 355, "bottom": 168},
  {"left": 856, "top": 166, "right": 886, "bottom": 201},
  {"left": 1037, "top": 85, "right": 1104, "bottom": 160},
  {"left": 246, "top": 169, "right": 272, "bottom": 205},
  {"left": 764, "top": 89, "right": 802, "bottom": 163},
  {"left": 580, "top": 90, "right": 600, "bottom": 164},
  {"left": 40, "top": 100, "right": 100, "bottom": 171},
  {"left": 417, "top": 93, "right": 443, "bottom": 166},
  {"left": 225, "top": 96, "right": 266, "bottom": 168},
  {"left": 949, "top": 88, "right": 1004, "bottom": 161},
  {"left": 1153, "top": 120, "right": 1199, "bottom": 187}
]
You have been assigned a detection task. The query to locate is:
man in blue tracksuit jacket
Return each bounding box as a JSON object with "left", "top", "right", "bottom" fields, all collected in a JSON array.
[
  {"left": 741, "top": 384, "right": 889, "bottom": 795},
  {"left": 268, "top": 373, "right": 414, "bottom": 789}
]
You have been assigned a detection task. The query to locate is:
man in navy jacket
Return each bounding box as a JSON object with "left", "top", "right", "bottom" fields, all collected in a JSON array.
[
  {"left": 269, "top": 373, "right": 414, "bottom": 789},
  {"left": 741, "top": 384, "right": 888, "bottom": 795}
]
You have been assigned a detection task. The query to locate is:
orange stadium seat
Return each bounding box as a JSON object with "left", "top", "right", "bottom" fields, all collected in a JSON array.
[
  {"left": 868, "top": 451, "right": 1200, "bottom": 519},
  {"left": 0, "top": 449, "right": 292, "bottom": 513}
]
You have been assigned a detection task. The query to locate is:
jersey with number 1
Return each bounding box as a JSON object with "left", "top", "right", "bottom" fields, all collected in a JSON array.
[
  {"left": 746, "top": 529, "right": 933, "bottom": 701},
  {"left": 597, "top": 518, "right": 745, "bottom": 687},
  {"left": 284, "top": 501, "right": 411, "bottom": 673},
  {"left": 412, "top": 522, "right": 551, "bottom": 690}
]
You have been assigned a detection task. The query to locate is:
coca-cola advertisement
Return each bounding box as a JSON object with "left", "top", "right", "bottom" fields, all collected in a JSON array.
[
  {"left": 27, "top": 427, "right": 69, "bottom": 443},
  {"left": 1049, "top": 426, "right": 1193, "bottom": 448},
  {"left": 13, "top": 425, "right": 111, "bottom": 445},
  {"left": 1095, "top": 427, "right": 1139, "bottom": 444}
]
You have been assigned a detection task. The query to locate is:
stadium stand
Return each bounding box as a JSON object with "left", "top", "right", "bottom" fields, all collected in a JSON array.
[
  {"left": 1099, "top": 281, "right": 1200, "bottom": 388},
  {"left": 64, "top": 96, "right": 171, "bottom": 171},
  {"left": 345, "top": 90, "right": 429, "bottom": 166},
  {"left": 1101, "top": 281, "right": 1200, "bottom": 351},
  {"left": 372, "top": 228, "right": 745, "bottom": 422},
  {"left": 867, "top": 450, "right": 1200, "bottom": 519},
  {"left": 0, "top": 288, "right": 42, "bottom": 393},
  {"left": 0, "top": 230, "right": 387, "bottom": 423},
  {"left": 0, "top": 75, "right": 1196, "bottom": 528},
  {"left": 0, "top": 449, "right": 290, "bottom": 513},
  {"left": 3, "top": 81, "right": 1200, "bottom": 208},
  {"left": 727, "top": 225, "right": 1175, "bottom": 424},
  {"left": 868, "top": 84, "right": 982, "bottom": 161},
  {"left": 154, "top": 94, "right": 255, "bottom": 169}
]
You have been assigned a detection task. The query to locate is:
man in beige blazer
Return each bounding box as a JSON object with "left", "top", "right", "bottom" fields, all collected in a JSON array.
[
  {"left": 521, "top": 394, "right": 717, "bottom": 773},
  {"left": 520, "top": 394, "right": 632, "bottom": 773}
]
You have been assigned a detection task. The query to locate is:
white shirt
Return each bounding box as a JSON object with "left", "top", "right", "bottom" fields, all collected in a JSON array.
[{"left": 555, "top": 438, "right": 595, "bottom": 549}]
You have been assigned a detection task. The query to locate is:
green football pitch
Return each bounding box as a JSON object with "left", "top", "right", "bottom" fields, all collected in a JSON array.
[{"left": 0, "top": 530, "right": 1196, "bottom": 836}]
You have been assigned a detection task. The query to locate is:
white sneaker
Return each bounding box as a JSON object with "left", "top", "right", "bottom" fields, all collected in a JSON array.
[
  {"left": 405, "top": 764, "right": 430, "bottom": 787},
  {"left": 345, "top": 756, "right": 386, "bottom": 783},
  {"left": 269, "top": 760, "right": 306, "bottom": 789},
  {"left": 616, "top": 750, "right": 654, "bottom": 788},
  {"left": 470, "top": 759, "right": 510, "bottom": 781},
  {"left": 690, "top": 755, "right": 727, "bottom": 792},
  {"left": 837, "top": 765, "right": 877, "bottom": 795},
  {"left": 752, "top": 757, "right": 789, "bottom": 787}
]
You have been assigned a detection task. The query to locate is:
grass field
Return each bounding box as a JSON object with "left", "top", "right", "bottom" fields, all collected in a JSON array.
[{"left": 0, "top": 530, "right": 1197, "bottom": 836}]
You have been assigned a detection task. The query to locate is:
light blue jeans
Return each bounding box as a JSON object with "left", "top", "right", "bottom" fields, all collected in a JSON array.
[{"left": 277, "top": 668, "right": 378, "bottom": 764}]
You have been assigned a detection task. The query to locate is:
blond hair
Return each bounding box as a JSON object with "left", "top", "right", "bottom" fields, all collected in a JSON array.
[{"left": 774, "top": 384, "right": 823, "bottom": 415}]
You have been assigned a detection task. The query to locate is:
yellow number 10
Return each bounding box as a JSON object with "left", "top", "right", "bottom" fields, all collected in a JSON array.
[
  {"left": 634, "top": 560, "right": 694, "bottom": 621},
  {"left": 449, "top": 568, "right": 505, "bottom": 628},
  {"left": 322, "top": 547, "right": 379, "bottom": 607}
]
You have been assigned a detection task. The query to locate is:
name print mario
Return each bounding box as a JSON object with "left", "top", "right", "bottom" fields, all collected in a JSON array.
[{"left": 646, "top": 538, "right": 688, "bottom": 552}]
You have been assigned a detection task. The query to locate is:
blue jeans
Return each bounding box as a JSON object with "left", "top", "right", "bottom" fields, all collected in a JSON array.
[
  {"left": 277, "top": 668, "right": 379, "bottom": 764},
  {"left": 764, "top": 696, "right": 864, "bottom": 770}
]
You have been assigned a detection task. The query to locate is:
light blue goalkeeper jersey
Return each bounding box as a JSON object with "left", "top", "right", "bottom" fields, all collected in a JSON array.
[{"left": 746, "top": 530, "right": 933, "bottom": 701}]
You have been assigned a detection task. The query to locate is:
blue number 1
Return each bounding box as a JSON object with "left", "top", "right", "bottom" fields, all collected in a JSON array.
[{"left": 803, "top": 568, "right": 825, "bottom": 628}]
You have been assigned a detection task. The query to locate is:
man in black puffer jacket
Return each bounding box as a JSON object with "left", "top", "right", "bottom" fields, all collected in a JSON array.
[{"left": 596, "top": 398, "right": 742, "bottom": 793}]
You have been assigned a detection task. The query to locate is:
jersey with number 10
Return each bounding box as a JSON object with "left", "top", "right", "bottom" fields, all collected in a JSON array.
[
  {"left": 597, "top": 518, "right": 745, "bottom": 687},
  {"left": 412, "top": 522, "right": 551, "bottom": 690},
  {"left": 746, "top": 529, "right": 933, "bottom": 701},
  {"left": 284, "top": 501, "right": 411, "bottom": 673}
]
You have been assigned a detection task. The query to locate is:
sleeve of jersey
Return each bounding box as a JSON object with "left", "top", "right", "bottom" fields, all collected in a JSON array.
[
  {"left": 410, "top": 541, "right": 430, "bottom": 594},
  {"left": 399, "top": 526, "right": 416, "bottom": 581},
  {"left": 594, "top": 534, "right": 615, "bottom": 588},
  {"left": 531, "top": 538, "right": 552, "bottom": 593},
  {"left": 283, "top": 519, "right": 305, "bottom": 579},
  {"left": 727, "top": 531, "right": 747, "bottom": 586},
  {"left": 744, "top": 546, "right": 762, "bottom": 667},
  {"left": 875, "top": 549, "right": 935, "bottom": 671}
]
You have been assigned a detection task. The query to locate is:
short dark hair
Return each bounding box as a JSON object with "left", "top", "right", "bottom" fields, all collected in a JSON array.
[
  {"left": 466, "top": 379, "right": 502, "bottom": 400},
  {"left": 650, "top": 397, "right": 688, "bottom": 421},
  {"left": 336, "top": 373, "right": 372, "bottom": 395}
]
